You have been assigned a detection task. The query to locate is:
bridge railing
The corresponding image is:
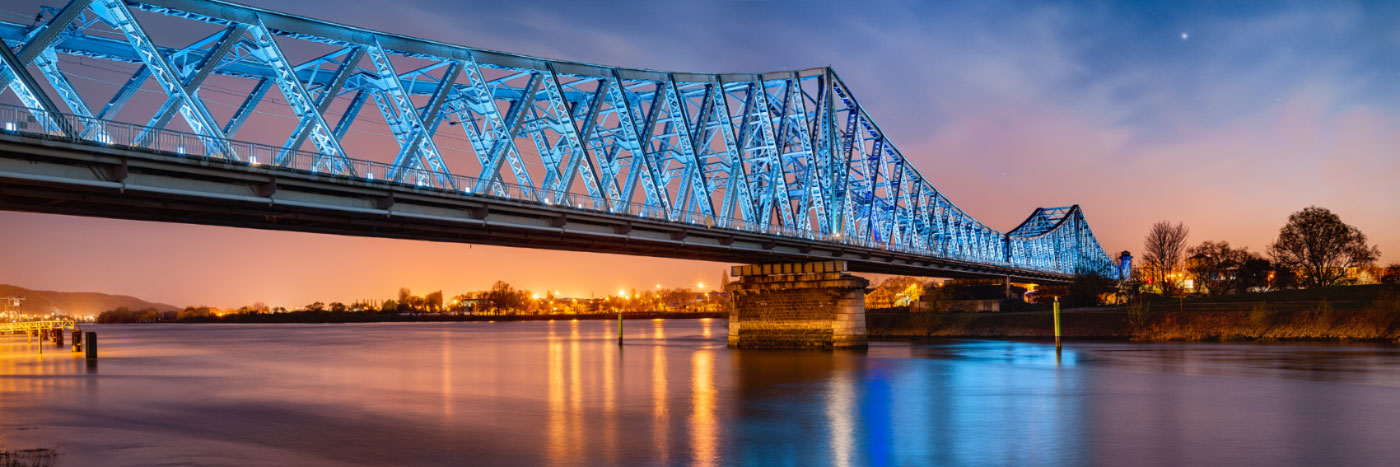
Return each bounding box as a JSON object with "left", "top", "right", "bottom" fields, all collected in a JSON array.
[{"left": 0, "top": 102, "right": 1070, "bottom": 276}]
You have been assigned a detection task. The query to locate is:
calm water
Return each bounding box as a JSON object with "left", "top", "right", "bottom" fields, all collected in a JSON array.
[{"left": 3, "top": 320, "right": 1400, "bottom": 466}]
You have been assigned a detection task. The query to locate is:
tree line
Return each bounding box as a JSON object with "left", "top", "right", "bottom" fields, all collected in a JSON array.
[
  {"left": 1139, "top": 206, "right": 1392, "bottom": 297},
  {"left": 98, "top": 280, "right": 728, "bottom": 323}
]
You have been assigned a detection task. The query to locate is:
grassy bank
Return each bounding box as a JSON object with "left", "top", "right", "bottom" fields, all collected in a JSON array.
[
  {"left": 0, "top": 448, "right": 57, "bottom": 467},
  {"left": 869, "top": 285, "right": 1400, "bottom": 343}
]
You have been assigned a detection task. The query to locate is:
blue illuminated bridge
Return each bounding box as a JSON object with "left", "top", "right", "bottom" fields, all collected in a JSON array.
[{"left": 0, "top": 0, "right": 1119, "bottom": 283}]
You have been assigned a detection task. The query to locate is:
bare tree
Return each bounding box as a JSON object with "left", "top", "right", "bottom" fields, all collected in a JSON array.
[
  {"left": 1143, "top": 221, "right": 1190, "bottom": 295},
  {"left": 1268, "top": 206, "right": 1379, "bottom": 288}
]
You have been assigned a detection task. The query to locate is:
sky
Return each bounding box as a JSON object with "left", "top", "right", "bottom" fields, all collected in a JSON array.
[{"left": 0, "top": 0, "right": 1396, "bottom": 309}]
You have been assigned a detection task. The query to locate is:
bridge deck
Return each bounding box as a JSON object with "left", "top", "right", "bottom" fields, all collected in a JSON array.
[{"left": 0, "top": 131, "right": 1071, "bottom": 282}]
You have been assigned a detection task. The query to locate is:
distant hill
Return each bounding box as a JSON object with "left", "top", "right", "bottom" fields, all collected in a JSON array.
[{"left": 0, "top": 283, "right": 178, "bottom": 317}]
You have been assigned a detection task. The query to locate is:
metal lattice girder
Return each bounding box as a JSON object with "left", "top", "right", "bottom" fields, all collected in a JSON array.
[
  {"left": 0, "top": 42, "right": 73, "bottom": 137},
  {"left": 537, "top": 64, "right": 606, "bottom": 206},
  {"left": 366, "top": 42, "right": 454, "bottom": 186},
  {"left": 0, "top": 0, "right": 1124, "bottom": 279},
  {"left": 664, "top": 74, "right": 716, "bottom": 218},
  {"left": 32, "top": 47, "right": 108, "bottom": 142},
  {"left": 133, "top": 23, "right": 242, "bottom": 146},
  {"left": 274, "top": 47, "right": 364, "bottom": 167},
  {"left": 247, "top": 22, "right": 358, "bottom": 174},
  {"left": 89, "top": 0, "right": 234, "bottom": 159},
  {"left": 456, "top": 59, "right": 537, "bottom": 197},
  {"left": 604, "top": 71, "right": 671, "bottom": 216},
  {"left": 0, "top": 0, "right": 89, "bottom": 137}
]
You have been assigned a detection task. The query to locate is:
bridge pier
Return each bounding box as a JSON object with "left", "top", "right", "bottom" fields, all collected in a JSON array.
[{"left": 725, "top": 261, "right": 869, "bottom": 349}]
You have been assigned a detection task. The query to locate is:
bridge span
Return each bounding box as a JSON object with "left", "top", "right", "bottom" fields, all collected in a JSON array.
[{"left": 0, "top": 0, "right": 1119, "bottom": 284}]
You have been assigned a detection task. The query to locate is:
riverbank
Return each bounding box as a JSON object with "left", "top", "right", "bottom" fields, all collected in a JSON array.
[{"left": 868, "top": 285, "right": 1400, "bottom": 342}]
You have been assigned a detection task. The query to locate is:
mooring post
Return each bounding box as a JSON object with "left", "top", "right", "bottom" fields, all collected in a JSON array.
[
  {"left": 1053, "top": 296, "right": 1062, "bottom": 350},
  {"left": 54, "top": 328, "right": 63, "bottom": 348},
  {"left": 617, "top": 311, "right": 624, "bottom": 346},
  {"left": 84, "top": 332, "right": 97, "bottom": 359},
  {"left": 72, "top": 329, "right": 82, "bottom": 353}
]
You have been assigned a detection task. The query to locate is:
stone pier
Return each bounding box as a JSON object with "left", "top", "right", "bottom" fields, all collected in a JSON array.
[{"left": 724, "top": 261, "right": 870, "bottom": 349}]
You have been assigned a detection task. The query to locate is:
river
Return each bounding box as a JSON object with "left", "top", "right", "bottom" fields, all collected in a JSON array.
[{"left": 3, "top": 320, "right": 1400, "bottom": 466}]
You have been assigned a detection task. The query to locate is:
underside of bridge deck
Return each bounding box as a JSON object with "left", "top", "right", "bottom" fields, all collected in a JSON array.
[{"left": 0, "top": 135, "right": 1073, "bottom": 283}]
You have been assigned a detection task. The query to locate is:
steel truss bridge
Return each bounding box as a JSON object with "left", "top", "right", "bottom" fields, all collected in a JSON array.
[{"left": 0, "top": 0, "right": 1118, "bottom": 282}]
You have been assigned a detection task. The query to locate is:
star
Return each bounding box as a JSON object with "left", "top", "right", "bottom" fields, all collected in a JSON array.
[{"left": 1180, "top": 32, "right": 1190, "bottom": 40}]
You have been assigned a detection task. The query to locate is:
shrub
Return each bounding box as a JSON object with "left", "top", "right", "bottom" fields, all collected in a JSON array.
[
  {"left": 1247, "top": 302, "right": 1275, "bottom": 336},
  {"left": 1126, "top": 300, "right": 1152, "bottom": 337},
  {"left": 1366, "top": 287, "right": 1400, "bottom": 334}
]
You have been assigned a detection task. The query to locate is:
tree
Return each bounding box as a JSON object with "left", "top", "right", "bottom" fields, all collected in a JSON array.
[
  {"left": 1185, "top": 241, "right": 1258, "bottom": 296},
  {"left": 1142, "top": 221, "right": 1190, "bottom": 295},
  {"left": 424, "top": 291, "right": 443, "bottom": 312},
  {"left": 177, "top": 306, "right": 216, "bottom": 320},
  {"left": 486, "top": 281, "right": 526, "bottom": 314},
  {"left": 328, "top": 302, "right": 347, "bottom": 313},
  {"left": 449, "top": 294, "right": 474, "bottom": 312},
  {"left": 1382, "top": 264, "right": 1400, "bottom": 285},
  {"left": 380, "top": 299, "right": 398, "bottom": 313},
  {"left": 1268, "top": 206, "right": 1379, "bottom": 288},
  {"left": 304, "top": 301, "right": 325, "bottom": 312},
  {"left": 1237, "top": 257, "right": 1273, "bottom": 292},
  {"left": 1066, "top": 272, "right": 1116, "bottom": 307}
]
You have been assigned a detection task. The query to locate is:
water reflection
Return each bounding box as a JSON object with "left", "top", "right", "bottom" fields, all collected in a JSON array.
[
  {"left": 546, "top": 322, "right": 565, "bottom": 465},
  {"left": 3, "top": 324, "right": 1400, "bottom": 466},
  {"left": 651, "top": 320, "right": 670, "bottom": 464},
  {"left": 690, "top": 350, "right": 716, "bottom": 467},
  {"left": 827, "top": 370, "right": 855, "bottom": 467}
]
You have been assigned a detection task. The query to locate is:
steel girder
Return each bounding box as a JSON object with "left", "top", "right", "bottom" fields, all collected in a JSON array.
[{"left": 0, "top": 0, "right": 1119, "bottom": 279}]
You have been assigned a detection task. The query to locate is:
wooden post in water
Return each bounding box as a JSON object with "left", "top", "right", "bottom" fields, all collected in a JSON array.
[
  {"left": 54, "top": 328, "right": 63, "bottom": 348},
  {"left": 1053, "top": 296, "right": 1062, "bottom": 350},
  {"left": 72, "top": 329, "right": 82, "bottom": 353},
  {"left": 617, "top": 311, "right": 624, "bottom": 346},
  {"left": 84, "top": 332, "right": 97, "bottom": 359}
]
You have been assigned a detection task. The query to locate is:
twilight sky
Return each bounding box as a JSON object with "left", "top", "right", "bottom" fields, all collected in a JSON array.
[{"left": 0, "top": 0, "right": 1396, "bottom": 309}]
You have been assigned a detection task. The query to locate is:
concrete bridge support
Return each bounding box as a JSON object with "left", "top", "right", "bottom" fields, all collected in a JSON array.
[{"left": 725, "top": 261, "right": 870, "bottom": 349}]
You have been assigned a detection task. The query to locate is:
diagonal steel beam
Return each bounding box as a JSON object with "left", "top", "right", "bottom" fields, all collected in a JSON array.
[
  {"left": 247, "top": 20, "right": 355, "bottom": 175},
  {"left": 90, "top": 0, "right": 233, "bottom": 158},
  {"left": 0, "top": 39, "right": 73, "bottom": 137},
  {"left": 607, "top": 72, "right": 671, "bottom": 217},
  {"left": 134, "top": 23, "right": 244, "bottom": 146},
  {"left": 223, "top": 77, "right": 270, "bottom": 138},
  {"left": 665, "top": 74, "right": 715, "bottom": 219},
  {"left": 13, "top": 0, "right": 93, "bottom": 65},
  {"left": 541, "top": 64, "right": 605, "bottom": 208},
  {"left": 469, "top": 65, "right": 538, "bottom": 197},
  {"left": 366, "top": 42, "right": 452, "bottom": 186},
  {"left": 32, "top": 48, "right": 109, "bottom": 142},
  {"left": 275, "top": 47, "right": 363, "bottom": 166}
]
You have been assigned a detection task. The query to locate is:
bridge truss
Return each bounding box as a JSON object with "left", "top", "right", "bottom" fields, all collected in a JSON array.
[{"left": 0, "top": 0, "right": 1118, "bottom": 279}]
